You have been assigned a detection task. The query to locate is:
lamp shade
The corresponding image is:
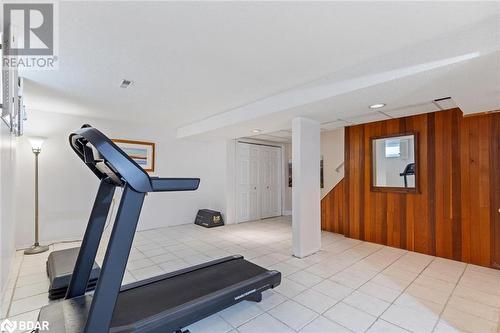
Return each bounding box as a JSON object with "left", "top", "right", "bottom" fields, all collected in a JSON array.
[{"left": 28, "top": 136, "right": 46, "bottom": 151}]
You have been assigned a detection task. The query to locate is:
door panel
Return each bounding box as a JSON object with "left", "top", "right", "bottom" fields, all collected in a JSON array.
[
  {"left": 260, "top": 147, "right": 273, "bottom": 218},
  {"left": 270, "top": 147, "right": 282, "bottom": 217},
  {"left": 249, "top": 145, "right": 260, "bottom": 220},
  {"left": 260, "top": 146, "right": 282, "bottom": 219}
]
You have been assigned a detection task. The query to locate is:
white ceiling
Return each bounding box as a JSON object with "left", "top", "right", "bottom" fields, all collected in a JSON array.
[
  {"left": 248, "top": 130, "right": 293, "bottom": 144},
  {"left": 15, "top": 1, "right": 500, "bottom": 138},
  {"left": 246, "top": 98, "right": 458, "bottom": 143}
]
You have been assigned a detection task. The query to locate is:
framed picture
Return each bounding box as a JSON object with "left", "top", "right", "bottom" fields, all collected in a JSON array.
[{"left": 112, "top": 139, "right": 155, "bottom": 172}]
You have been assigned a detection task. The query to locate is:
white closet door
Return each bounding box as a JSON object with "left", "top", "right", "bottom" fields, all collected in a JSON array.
[
  {"left": 260, "top": 147, "right": 273, "bottom": 218},
  {"left": 248, "top": 145, "right": 260, "bottom": 220},
  {"left": 260, "top": 146, "right": 282, "bottom": 219},
  {"left": 236, "top": 142, "right": 282, "bottom": 223},
  {"left": 236, "top": 143, "right": 260, "bottom": 222},
  {"left": 270, "top": 146, "right": 282, "bottom": 217}
]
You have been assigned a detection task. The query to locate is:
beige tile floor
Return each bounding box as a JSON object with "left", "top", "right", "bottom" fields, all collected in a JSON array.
[{"left": 1, "top": 216, "right": 499, "bottom": 333}]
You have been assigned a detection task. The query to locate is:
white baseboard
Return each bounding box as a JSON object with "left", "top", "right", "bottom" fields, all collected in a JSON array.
[{"left": 282, "top": 210, "right": 292, "bottom": 216}]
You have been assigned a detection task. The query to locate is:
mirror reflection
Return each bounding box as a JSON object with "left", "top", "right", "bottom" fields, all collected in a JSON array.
[{"left": 372, "top": 134, "right": 416, "bottom": 189}]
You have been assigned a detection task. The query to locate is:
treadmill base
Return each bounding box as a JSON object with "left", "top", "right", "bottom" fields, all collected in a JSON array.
[{"left": 38, "top": 255, "right": 280, "bottom": 333}]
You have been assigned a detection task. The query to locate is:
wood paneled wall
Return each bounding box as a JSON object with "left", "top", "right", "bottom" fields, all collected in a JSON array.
[
  {"left": 339, "top": 108, "right": 499, "bottom": 268},
  {"left": 321, "top": 179, "right": 344, "bottom": 234}
]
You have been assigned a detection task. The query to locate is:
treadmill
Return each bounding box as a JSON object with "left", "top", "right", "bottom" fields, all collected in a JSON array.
[{"left": 37, "top": 125, "right": 281, "bottom": 333}]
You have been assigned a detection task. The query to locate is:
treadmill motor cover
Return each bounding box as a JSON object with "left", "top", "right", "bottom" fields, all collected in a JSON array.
[
  {"left": 46, "top": 247, "right": 100, "bottom": 299},
  {"left": 195, "top": 209, "right": 224, "bottom": 228}
]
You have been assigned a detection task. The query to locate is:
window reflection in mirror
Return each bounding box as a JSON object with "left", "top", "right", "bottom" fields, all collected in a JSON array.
[{"left": 372, "top": 134, "right": 417, "bottom": 192}]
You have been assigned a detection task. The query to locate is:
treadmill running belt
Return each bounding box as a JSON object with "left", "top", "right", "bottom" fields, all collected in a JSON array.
[{"left": 111, "top": 258, "right": 267, "bottom": 327}]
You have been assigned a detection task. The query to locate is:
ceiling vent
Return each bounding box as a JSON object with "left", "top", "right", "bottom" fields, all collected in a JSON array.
[
  {"left": 120, "top": 79, "right": 133, "bottom": 88},
  {"left": 432, "top": 97, "right": 456, "bottom": 110}
]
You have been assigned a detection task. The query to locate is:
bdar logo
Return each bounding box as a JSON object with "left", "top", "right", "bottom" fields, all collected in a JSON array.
[
  {"left": 0, "top": 319, "right": 49, "bottom": 332},
  {"left": 0, "top": 319, "right": 16, "bottom": 333}
]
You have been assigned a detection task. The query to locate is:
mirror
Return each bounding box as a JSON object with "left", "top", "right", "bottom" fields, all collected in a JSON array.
[{"left": 372, "top": 134, "right": 417, "bottom": 192}]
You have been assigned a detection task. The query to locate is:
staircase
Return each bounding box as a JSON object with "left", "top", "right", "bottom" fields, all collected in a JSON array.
[{"left": 321, "top": 178, "right": 344, "bottom": 234}]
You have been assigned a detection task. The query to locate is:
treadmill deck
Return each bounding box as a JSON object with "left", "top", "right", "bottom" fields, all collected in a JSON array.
[{"left": 38, "top": 256, "right": 281, "bottom": 333}]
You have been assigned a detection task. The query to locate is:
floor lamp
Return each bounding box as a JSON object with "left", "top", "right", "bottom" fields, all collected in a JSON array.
[{"left": 25, "top": 137, "right": 49, "bottom": 255}]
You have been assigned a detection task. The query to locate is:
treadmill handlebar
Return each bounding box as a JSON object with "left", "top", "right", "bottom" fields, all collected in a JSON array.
[
  {"left": 150, "top": 177, "right": 200, "bottom": 192},
  {"left": 69, "top": 125, "right": 200, "bottom": 193}
]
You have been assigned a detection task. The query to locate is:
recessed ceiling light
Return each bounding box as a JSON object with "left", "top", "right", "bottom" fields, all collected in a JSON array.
[
  {"left": 120, "top": 79, "right": 133, "bottom": 88},
  {"left": 369, "top": 103, "right": 386, "bottom": 109},
  {"left": 252, "top": 129, "right": 262, "bottom": 133}
]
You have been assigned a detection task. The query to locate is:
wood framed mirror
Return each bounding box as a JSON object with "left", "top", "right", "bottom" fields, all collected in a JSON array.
[{"left": 371, "top": 133, "right": 419, "bottom": 193}]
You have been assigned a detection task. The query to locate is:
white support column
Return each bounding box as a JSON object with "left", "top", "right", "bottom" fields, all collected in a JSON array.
[{"left": 292, "top": 117, "right": 321, "bottom": 258}]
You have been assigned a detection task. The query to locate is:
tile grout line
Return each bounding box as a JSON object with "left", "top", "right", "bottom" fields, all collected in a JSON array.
[
  {"left": 430, "top": 263, "right": 468, "bottom": 333},
  {"left": 364, "top": 255, "right": 439, "bottom": 333},
  {"left": 6, "top": 252, "right": 27, "bottom": 318}
]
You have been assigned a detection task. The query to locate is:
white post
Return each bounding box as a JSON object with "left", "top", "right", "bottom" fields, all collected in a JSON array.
[{"left": 292, "top": 117, "right": 321, "bottom": 258}]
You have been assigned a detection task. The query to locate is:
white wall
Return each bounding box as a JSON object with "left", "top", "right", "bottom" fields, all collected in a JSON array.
[
  {"left": 0, "top": 121, "right": 17, "bottom": 314},
  {"left": 320, "top": 128, "right": 344, "bottom": 198},
  {"left": 283, "top": 127, "right": 345, "bottom": 211},
  {"left": 15, "top": 110, "right": 228, "bottom": 248},
  {"left": 224, "top": 140, "right": 237, "bottom": 224}
]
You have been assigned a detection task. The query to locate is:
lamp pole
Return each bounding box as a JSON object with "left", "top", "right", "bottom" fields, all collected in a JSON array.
[{"left": 25, "top": 139, "right": 49, "bottom": 255}]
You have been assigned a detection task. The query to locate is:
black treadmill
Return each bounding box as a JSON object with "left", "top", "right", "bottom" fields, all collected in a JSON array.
[{"left": 37, "top": 125, "right": 281, "bottom": 333}]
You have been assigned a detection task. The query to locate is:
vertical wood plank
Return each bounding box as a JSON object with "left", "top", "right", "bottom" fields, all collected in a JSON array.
[
  {"left": 490, "top": 113, "right": 500, "bottom": 268},
  {"left": 451, "top": 109, "right": 462, "bottom": 261},
  {"left": 460, "top": 114, "right": 471, "bottom": 263},
  {"left": 344, "top": 127, "right": 351, "bottom": 237},
  {"left": 478, "top": 116, "right": 491, "bottom": 266},
  {"left": 427, "top": 112, "right": 437, "bottom": 256}
]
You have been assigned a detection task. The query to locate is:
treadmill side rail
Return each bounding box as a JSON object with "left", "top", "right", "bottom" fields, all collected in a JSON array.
[{"left": 120, "top": 255, "right": 243, "bottom": 292}]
